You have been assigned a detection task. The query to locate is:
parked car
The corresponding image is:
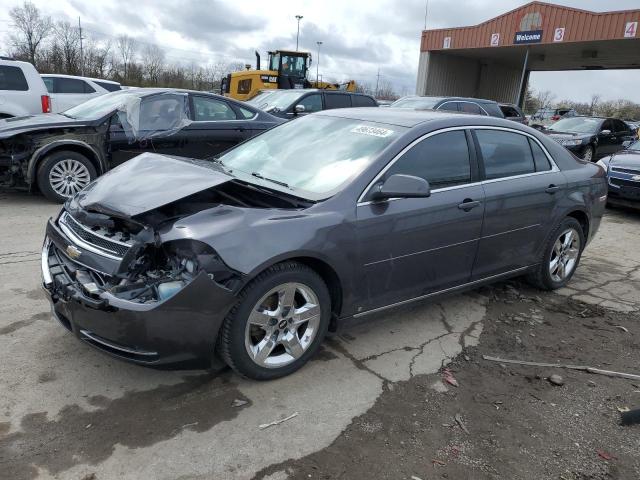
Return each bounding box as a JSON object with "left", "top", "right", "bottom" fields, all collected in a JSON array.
[
  {"left": 245, "top": 89, "right": 378, "bottom": 118},
  {"left": 41, "top": 74, "right": 121, "bottom": 113},
  {"left": 530, "top": 107, "right": 578, "bottom": 128},
  {"left": 0, "top": 57, "right": 51, "bottom": 118},
  {"left": 0, "top": 88, "right": 283, "bottom": 202},
  {"left": 499, "top": 103, "right": 528, "bottom": 125},
  {"left": 597, "top": 139, "right": 640, "bottom": 209},
  {"left": 391, "top": 95, "right": 505, "bottom": 118},
  {"left": 624, "top": 120, "right": 639, "bottom": 138},
  {"left": 41, "top": 109, "right": 606, "bottom": 379},
  {"left": 544, "top": 116, "right": 636, "bottom": 161}
]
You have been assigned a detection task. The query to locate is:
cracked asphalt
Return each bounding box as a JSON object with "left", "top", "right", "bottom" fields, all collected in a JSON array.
[{"left": 1, "top": 189, "right": 638, "bottom": 480}]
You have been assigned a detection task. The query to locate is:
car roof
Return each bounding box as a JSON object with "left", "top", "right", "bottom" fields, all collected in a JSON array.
[
  {"left": 40, "top": 73, "right": 121, "bottom": 85},
  {"left": 397, "top": 95, "right": 498, "bottom": 105},
  {"left": 317, "top": 107, "right": 503, "bottom": 127}
]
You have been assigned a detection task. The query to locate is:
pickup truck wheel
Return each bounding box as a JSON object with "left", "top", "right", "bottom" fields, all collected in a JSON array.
[
  {"left": 526, "top": 217, "right": 584, "bottom": 290},
  {"left": 37, "top": 151, "right": 96, "bottom": 203},
  {"left": 218, "top": 262, "right": 331, "bottom": 380}
]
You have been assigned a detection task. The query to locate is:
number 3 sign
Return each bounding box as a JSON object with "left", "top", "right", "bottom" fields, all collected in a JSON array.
[
  {"left": 625, "top": 22, "right": 638, "bottom": 38},
  {"left": 553, "top": 27, "right": 565, "bottom": 42}
]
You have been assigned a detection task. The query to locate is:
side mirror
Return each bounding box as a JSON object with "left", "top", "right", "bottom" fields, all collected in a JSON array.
[
  {"left": 371, "top": 174, "right": 431, "bottom": 201},
  {"left": 600, "top": 129, "right": 612, "bottom": 136},
  {"left": 294, "top": 104, "right": 306, "bottom": 114}
]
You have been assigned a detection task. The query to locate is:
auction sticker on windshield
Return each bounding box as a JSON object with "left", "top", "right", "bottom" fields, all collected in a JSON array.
[{"left": 350, "top": 125, "right": 394, "bottom": 137}]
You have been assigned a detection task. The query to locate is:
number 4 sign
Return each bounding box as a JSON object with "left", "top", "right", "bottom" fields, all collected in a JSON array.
[
  {"left": 553, "top": 27, "right": 565, "bottom": 42},
  {"left": 625, "top": 22, "right": 638, "bottom": 38}
]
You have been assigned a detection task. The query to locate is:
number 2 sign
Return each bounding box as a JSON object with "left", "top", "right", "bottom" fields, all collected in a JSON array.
[
  {"left": 625, "top": 22, "right": 638, "bottom": 38},
  {"left": 490, "top": 33, "right": 500, "bottom": 46},
  {"left": 553, "top": 27, "right": 565, "bottom": 42}
]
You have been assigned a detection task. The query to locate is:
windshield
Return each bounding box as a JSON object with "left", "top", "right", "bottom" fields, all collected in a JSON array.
[
  {"left": 628, "top": 140, "right": 640, "bottom": 151},
  {"left": 219, "top": 115, "right": 406, "bottom": 198},
  {"left": 64, "top": 90, "right": 142, "bottom": 119},
  {"left": 280, "top": 55, "right": 306, "bottom": 76},
  {"left": 547, "top": 117, "right": 600, "bottom": 134},
  {"left": 247, "top": 90, "right": 307, "bottom": 111},
  {"left": 391, "top": 97, "right": 441, "bottom": 109}
]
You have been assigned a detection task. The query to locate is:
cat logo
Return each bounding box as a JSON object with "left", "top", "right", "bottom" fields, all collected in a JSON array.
[{"left": 66, "top": 245, "right": 81, "bottom": 259}]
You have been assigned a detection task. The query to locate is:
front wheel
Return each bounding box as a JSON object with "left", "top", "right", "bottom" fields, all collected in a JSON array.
[
  {"left": 37, "top": 151, "right": 96, "bottom": 203},
  {"left": 582, "top": 145, "right": 594, "bottom": 162},
  {"left": 526, "top": 217, "right": 585, "bottom": 290},
  {"left": 218, "top": 262, "right": 331, "bottom": 380}
]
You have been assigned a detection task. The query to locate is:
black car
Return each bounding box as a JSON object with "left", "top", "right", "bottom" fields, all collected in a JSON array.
[
  {"left": 499, "top": 103, "right": 528, "bottom": 125},
  {"left": 544, "top": 116, "right": 635, "bottom": 162},
  {"left": 0, "top": 88, "right": 283, "bottom": 202},
  {"left": 245, "top": 89, "right": 378, "bottom": 119},
  {"left": 597, "top": 139, "right": 640, "bottom": 209},
  {"left": 42, "top": 109, "right": 606, "bottom": 379},
  {"left": 391, "top": 95, "right": 505, "bottom": 118}
]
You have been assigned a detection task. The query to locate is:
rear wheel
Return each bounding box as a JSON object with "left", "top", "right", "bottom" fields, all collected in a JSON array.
[
  {"left": 526, "top": 217, "right": 584, "bottom": 290},
  {"left": 218, "top": 262, "right": 331, "bottom": 380},
  {"left": 582, "top": 145, "right": 594, "bottom": 162},
  {"left": 37, "top": 151, "right": 96, "bottom": 203}
]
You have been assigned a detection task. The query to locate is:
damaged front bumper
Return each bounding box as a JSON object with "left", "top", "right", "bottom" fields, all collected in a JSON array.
[{"left": 42, "top": 218, "right": 237, "bottom": 367}]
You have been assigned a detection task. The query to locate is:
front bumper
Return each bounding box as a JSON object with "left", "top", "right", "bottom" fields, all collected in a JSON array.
[
  {"left": 42, "top": 218, "right": 237, "bottom": 367},
  {"left": 607, "top": 175, "right": 640, "bottom": 208}
]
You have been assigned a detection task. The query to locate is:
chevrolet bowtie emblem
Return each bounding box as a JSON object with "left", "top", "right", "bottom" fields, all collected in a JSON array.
[{"left": 66, "top": 245, "right": 81, "bottom": 259}]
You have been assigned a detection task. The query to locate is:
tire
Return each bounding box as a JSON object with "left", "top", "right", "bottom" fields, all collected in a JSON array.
[
  {"left": 37, "top": 151, "right": 97, "bottom": 203},
  {"left": 582, "top": 145, "right": 594, "bottom": 162},
  {"left": 526, "top": 217, "right": 585, "bottom": 291},
  {"left": 218, "top": 261, "right": 331, "bottom": 380}
]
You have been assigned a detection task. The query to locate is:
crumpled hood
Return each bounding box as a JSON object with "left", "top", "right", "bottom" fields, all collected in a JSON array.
[
  {"left": 609, "top": 150, "right": 640, "bottom": 169},
  {"left": 75, "top": 153, "right": 234, "bottom": 217},
  {"left": 0, "top": 113, "right": 88, "bottom": 138}
]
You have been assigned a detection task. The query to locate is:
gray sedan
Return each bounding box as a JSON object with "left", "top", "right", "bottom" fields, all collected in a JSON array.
[{"left": 42, "top": 108, "right": 607, "bottom": 380}]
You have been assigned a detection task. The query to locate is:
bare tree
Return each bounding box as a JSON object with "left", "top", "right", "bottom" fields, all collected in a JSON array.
[
  {"left": 117, "top": 35, "right": 137, "bottom": 80},
  {"left": 8, "top": 1, "right": 53, "bottom": 66},
  {"left": 534, "top": 90, "right": 556, "bottom": 109},
  {"left": 142, "top": 44, "right": 165, "bottom": 85},
  {"left": 375, "top": 78, "right": 397, "bottom": 100},
  {"left": 55, "top": 20, "right": 80, "bottom": 74},
  {"left": 589, "top": 94, "right": 601, "bottom": 116}
]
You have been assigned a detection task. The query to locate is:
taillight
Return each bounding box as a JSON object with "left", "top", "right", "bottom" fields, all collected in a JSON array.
[
  {"left": 551, "top": 115, "right": 560, "bottom": 120},
  {"left": 41, "top": 95, "right": 51, "bottom": 113}
]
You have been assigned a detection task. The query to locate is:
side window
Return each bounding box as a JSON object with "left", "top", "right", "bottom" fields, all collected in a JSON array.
[
  {"left": 324, "top": 94, "right": 351, "bottom": 109},
  {"left": 384, "top": 130, "right": 471, "bottom": 188},
  {"left": 238, "top": 106, "right": 256, "bottom": 119},
  {"left": 83, "top": 81, "right": 96, "bottom": 93},
  {"left": 600, "top": 120, "right": 613, "bottom": 133},
  {"left": 139, "top": 95, "right": 185, "bottom": 131},
  {"left": 55, "top": 77, "right": 91, "bottom": 94},
  {"left": 297, "top": 94, "right": 322, "bottom": 112},
  {"left": 0, "top": 66, "right": 29, "bottom": 91},
  {"left": 192, "top": 96, "right": 237, "bottom": 121},
  {"left": 501, "top": 106, "right": 519, "bottom": 118},
  {"left": 476, "top": 130, "right": 535, "bottom": 179},
  {"left": 352, "top": 95, "right": 377, "bottom": 107},
  {"left": 613, "top": 119, "right": 630, "bottom": 134},
  {"left": 529, "top": 138, "right": 551, "bottom": 172},
  {"left": 238, "top": 79, "right": 252, "bottom": 95},
  {"left": 95, "top": 81, "right": 121, "bottom": 92},
  {"left": 459, "top": 102, "right": 484, "bottom": 115},
  {"left": 438, "top": 102, "right": 459, "bottom": 112}
]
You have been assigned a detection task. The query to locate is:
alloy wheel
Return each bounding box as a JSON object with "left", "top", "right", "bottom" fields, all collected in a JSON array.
[
  {"left": 549, "top": 227, "right": 581, "bottom": 283},
  {"left": 244, "top": 282, "right": 321, "bottom": 369},
  {"left": 49, "top": 159, "right": 91, "bottom": 198}
]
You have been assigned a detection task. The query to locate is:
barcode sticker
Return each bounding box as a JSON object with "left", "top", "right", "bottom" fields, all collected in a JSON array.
[{"left": 350, "top": 125, "right": 394, "bottom": 137}]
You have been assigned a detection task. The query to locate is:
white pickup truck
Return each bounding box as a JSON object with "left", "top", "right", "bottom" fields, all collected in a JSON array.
[{"left": 0, "top": 57, "right": 51, "bottom": 118}]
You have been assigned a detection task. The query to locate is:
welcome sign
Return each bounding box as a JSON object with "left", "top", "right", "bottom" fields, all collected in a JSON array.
[{"left": 514, "top": 29, "right": 543, "bottom": 44}]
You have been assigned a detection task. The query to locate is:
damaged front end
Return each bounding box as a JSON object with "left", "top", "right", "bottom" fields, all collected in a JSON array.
[{"left": 42, "top": 205, "right": 241, "bottom": 367}]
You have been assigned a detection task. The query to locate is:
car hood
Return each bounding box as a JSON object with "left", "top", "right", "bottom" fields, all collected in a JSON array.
[
  {"left": 546, "top": 131, "right": 592, "bottom": 140},
  {"left": 0, "top": 113, "right": 91, "bottom": 138},
  {"left": 75, "top": 153, "right": 234, "bottom": 218},
  {"left": 609, "top": 150, "right": 640, "bottom": 169}
]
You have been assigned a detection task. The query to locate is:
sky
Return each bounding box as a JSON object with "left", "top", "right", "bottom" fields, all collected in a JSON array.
[{"left": 1, "top": 0, "right": 639, "bottom": 102}]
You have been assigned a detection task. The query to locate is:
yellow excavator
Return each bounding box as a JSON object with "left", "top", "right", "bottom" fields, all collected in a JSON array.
[{"left": 221, "top": 50, "right": 357, "bottom": 102}]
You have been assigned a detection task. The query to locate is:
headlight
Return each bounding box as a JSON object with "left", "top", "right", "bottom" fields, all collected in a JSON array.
[{"left": 560, "top": 139, "right": 583, "bottom": 146}]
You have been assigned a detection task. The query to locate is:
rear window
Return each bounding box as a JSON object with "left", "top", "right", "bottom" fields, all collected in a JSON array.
[
  {"left": 500, "top": 105, "right": 521, "bottom": 118},
  {"left": 0, "top": 66, "right": 29, "bottom": 91},
  {"left": 324, "top": 94, "right": 351, "bottom": 109},
  {"left": 55, "top": 77, "right": 95, "bottom": 94},
  {"left": 352, "top": 95, "right": 377, "bottom": 107},
  {"left": 94, "top": 81, "right": 121, "bottom": 92}
]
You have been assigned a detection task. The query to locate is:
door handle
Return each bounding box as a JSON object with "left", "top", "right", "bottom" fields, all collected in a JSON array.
[
  {"left": 458, "top": 199, "right": 481, "bottom": 211},
  {"left": 235, "top": 127, "right": 245, "bottom": 132},
  {"left": 545, "top": 184, "right": 561, "bottom": 194}
]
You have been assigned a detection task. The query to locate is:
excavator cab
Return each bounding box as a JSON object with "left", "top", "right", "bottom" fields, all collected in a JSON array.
[{"left": 267, "top": 50, "right": 311, "bottom": 90}]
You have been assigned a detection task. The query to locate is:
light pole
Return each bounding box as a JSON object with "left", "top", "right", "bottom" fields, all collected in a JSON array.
[
  {"left": 316, "top": 41, "right": 323, "bottom": 85},
  {"left": 295, "top": 15, "right": 303, "bottom": 51}
]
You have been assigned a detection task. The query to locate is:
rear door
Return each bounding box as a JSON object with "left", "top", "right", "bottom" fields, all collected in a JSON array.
[
  {"left": 323, "top": 93, "right": 351, "bottom": 110},
  {"left": 471, "top": 127, "right": 567, "bottom": 280},
  {"left": 356, "top": 129, "right": 485, "bottom": 310},
  {"left": 50, "top": 77, "right": 96, "bottom": 112},
  {"left": 181, "top": 94, "right": 251, "bottom": 159}
]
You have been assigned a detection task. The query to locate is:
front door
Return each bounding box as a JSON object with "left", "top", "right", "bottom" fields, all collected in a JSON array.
[
  {"left": 356, "top": 129, "right": 485, "bottom": 311},
  {"left": 471, "top": 128, "right": 567, "bottom": 280}
]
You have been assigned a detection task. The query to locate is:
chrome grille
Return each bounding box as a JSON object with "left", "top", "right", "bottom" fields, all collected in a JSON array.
[
  {"left": 610, "top": 177, "right": 640, "bottom": 188},
  {"left": 59, "top": 212, "right": 131, "bottom": 258}
]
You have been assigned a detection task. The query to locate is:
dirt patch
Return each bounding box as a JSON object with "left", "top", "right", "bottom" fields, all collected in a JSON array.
[
  {"left": 0, "top": 312, "right": 50, "bottom": 336},
  {"left": 0, "top": 372, "right": 249, "bottom": 480},
  {"left": 254, "top": 282, "right": 640, "bottom": 480}
]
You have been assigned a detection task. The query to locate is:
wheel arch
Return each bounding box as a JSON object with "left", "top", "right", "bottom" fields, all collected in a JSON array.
[
  {"left": 565, "top": 209, "right": 590, "bottom": 241},
  {"left": 27, "top": 141, "right": 105, "bottom": 186}
]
